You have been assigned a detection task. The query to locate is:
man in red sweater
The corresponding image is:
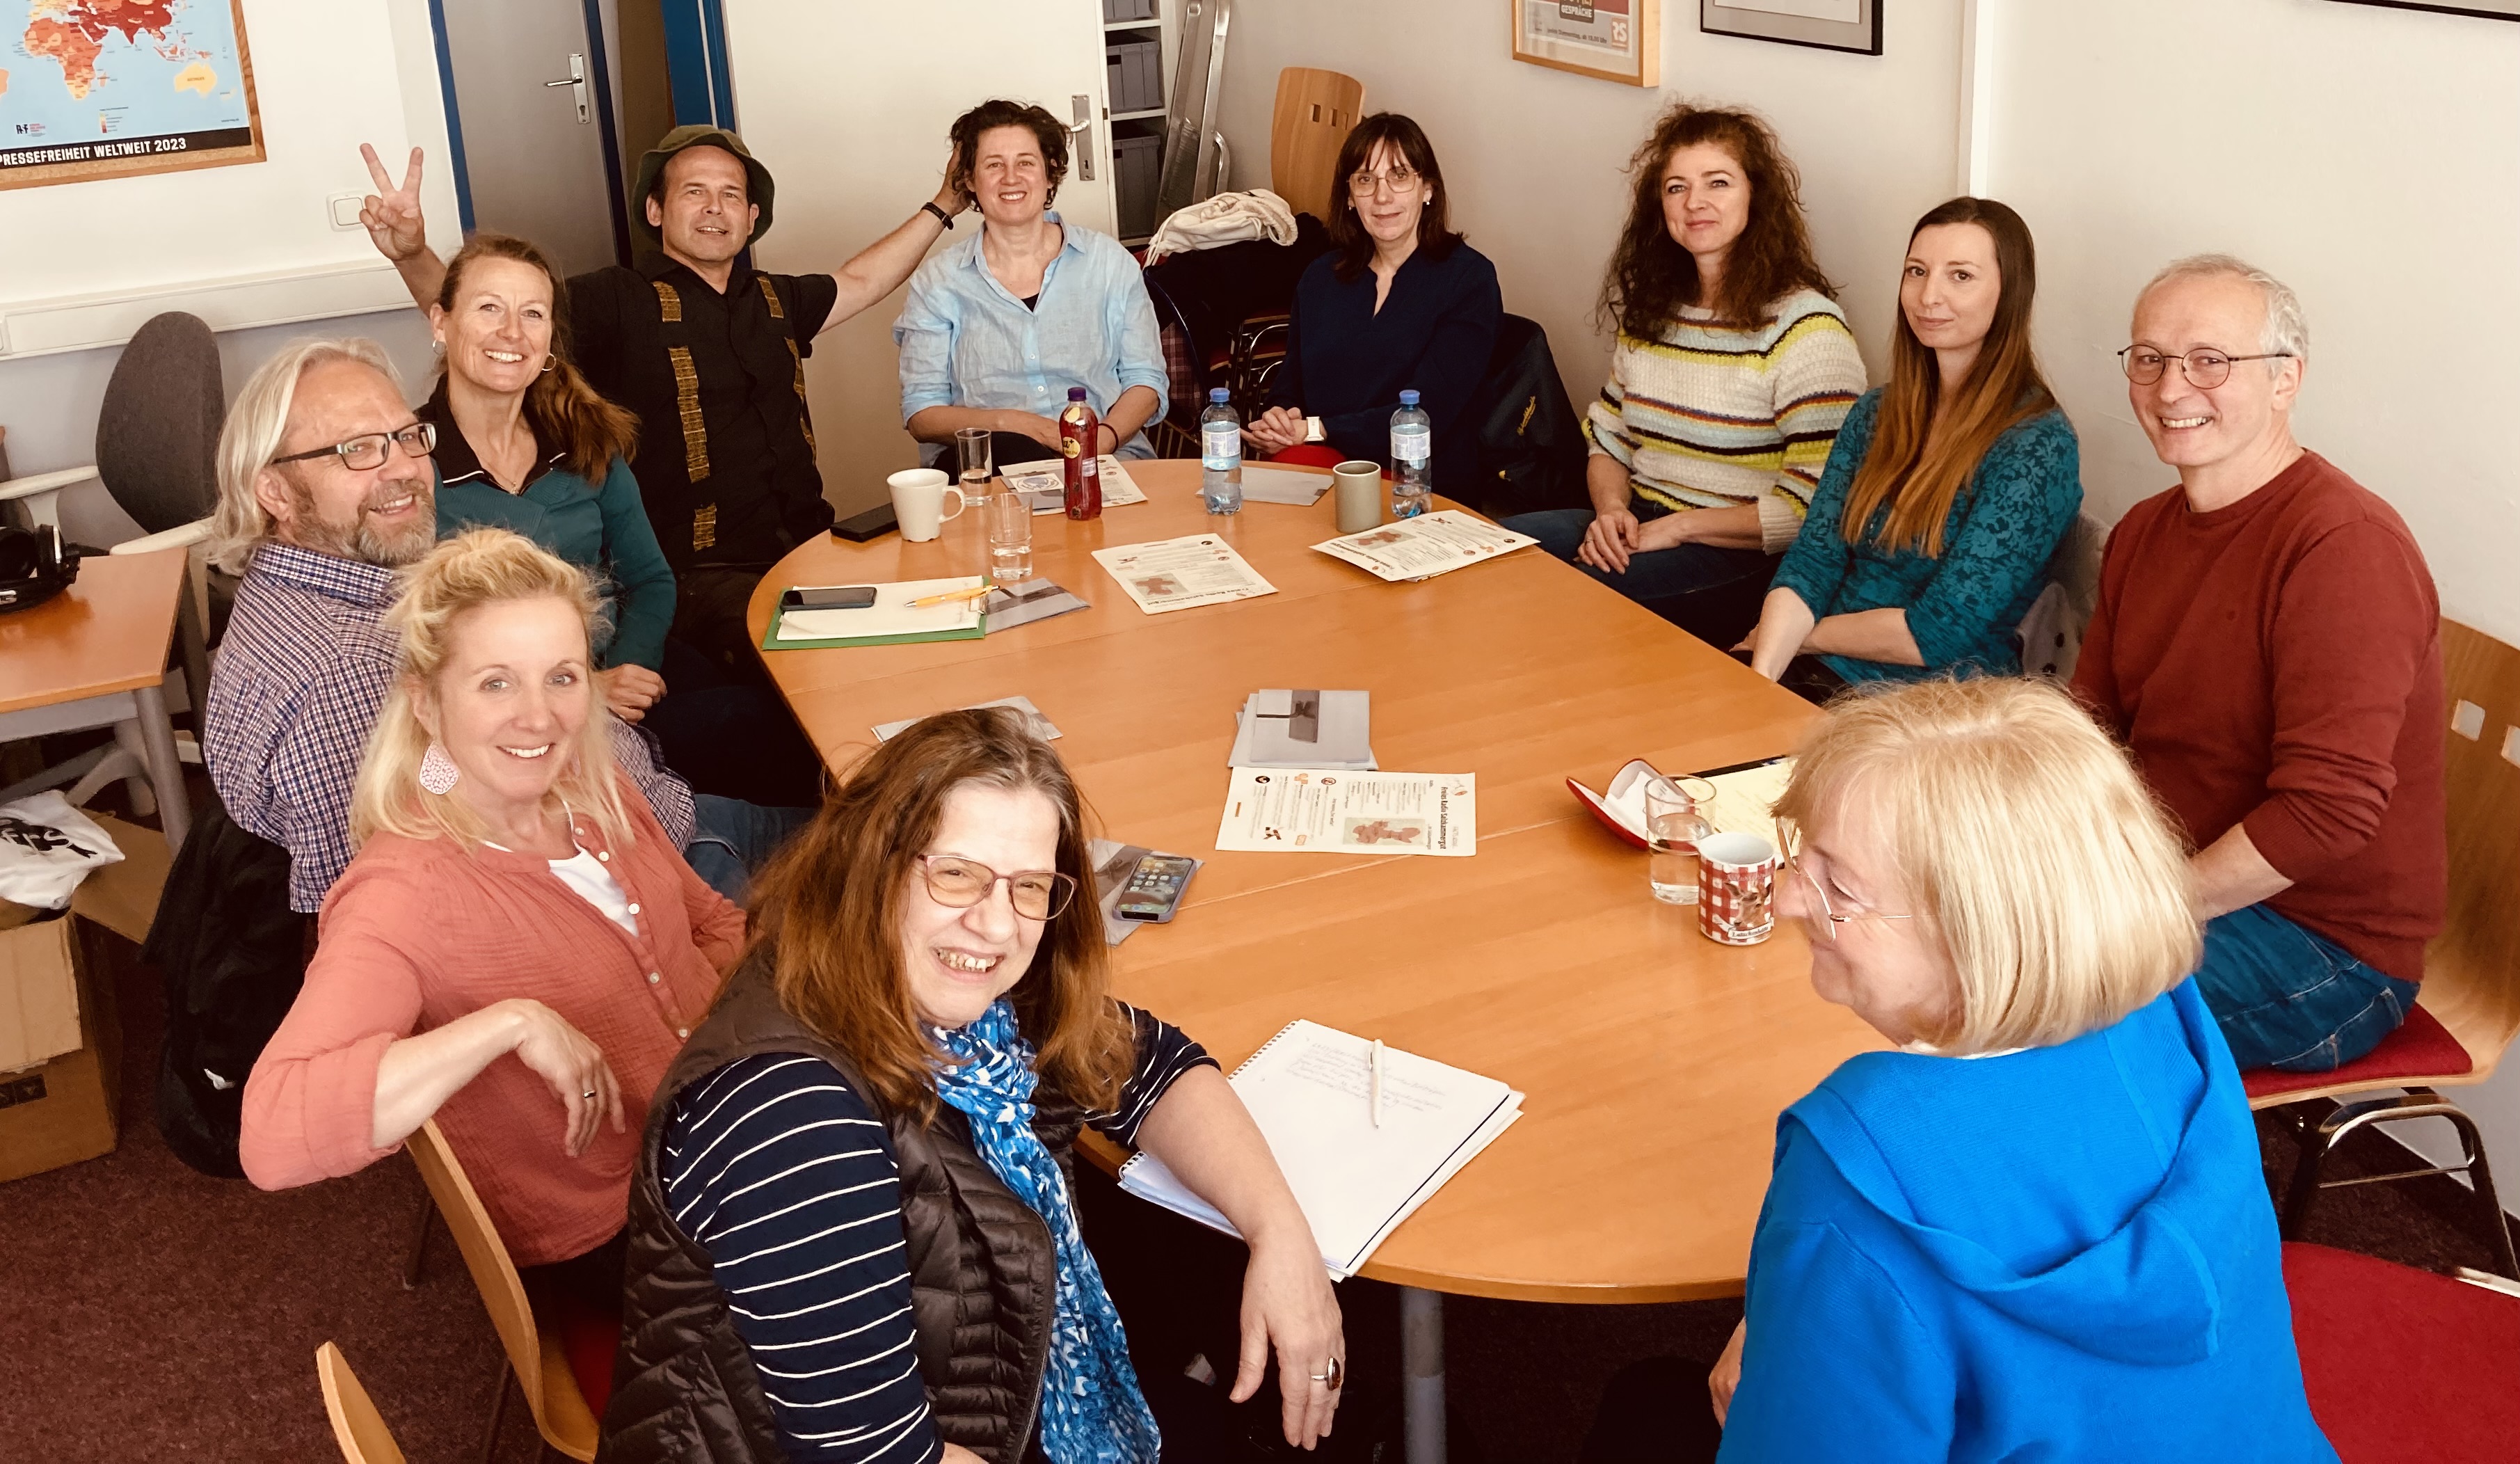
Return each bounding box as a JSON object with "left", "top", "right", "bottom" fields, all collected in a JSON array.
[{"left": 2073, "top": 255, "right": 2443, "bottom": 1073}]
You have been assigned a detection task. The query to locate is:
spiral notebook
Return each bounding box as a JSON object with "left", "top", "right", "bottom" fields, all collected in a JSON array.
[{"left": 1118, "top": 1020, "right": 1522, "bottom": 1280}]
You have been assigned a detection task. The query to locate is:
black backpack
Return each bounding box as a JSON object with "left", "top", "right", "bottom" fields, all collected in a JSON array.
[{"left": 1469, "top": 315, "right": 1588, "bottom": 520}]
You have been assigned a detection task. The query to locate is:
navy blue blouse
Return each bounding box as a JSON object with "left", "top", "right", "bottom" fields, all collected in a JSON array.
[{"left": 1268, "top": 241, "right": 1502, "bottom": 495}]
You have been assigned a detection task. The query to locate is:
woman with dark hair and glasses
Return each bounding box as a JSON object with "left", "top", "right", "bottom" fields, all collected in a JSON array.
[
  {"left": 897, "top": 99, "right": 1170, "bottom": 469},
  {"left": 605, "top": 708, "right": 1343, "bottom": 1464},
  {"left": 1737, "top": 198, "right": 2082, "bottom": 703},
  {"left": 1242, "top": 113, "right": 1501, "bottom": 494}
]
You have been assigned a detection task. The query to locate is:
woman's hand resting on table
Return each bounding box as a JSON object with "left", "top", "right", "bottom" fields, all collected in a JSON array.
[
  {"left": 1242, "top": 406, "right": 1309, "bottom": 456},
  {"left": 1237, "top": 1232, "right": 1347, "bottom": 1450},
  {"left": 598, "top": 664, "right": 667, "bottom": 723}
]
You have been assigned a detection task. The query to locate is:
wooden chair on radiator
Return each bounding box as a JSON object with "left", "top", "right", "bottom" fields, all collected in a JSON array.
[
  {"left": 405, "top": 1120, "right": 605, "bottom": 1461},
  {"left": 2244, "top": 619, "right": 2520, "bottom": 1279},
  {"left": 315, "top": 1342, "right": 409, "bottom": 1464}
]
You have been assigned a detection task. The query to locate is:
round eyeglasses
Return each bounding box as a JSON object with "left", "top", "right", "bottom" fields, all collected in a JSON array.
[
  {"left": 1775, "top": 820, "right": 1914, "bottom": 943},
  {"left": 1348, "top": 165, "right": 1421, "bottom": 197},
  {"left": 916, "top": 854, "right": 1078, "bottom": 921},
  {"left": 2117, "top": 346, "right": 2293, "bottom": 390},
  {"left": 271, "top": 420, "right": 438, "bottom": 472}
]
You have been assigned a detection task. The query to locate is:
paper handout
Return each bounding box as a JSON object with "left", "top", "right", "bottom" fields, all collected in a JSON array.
[
  {"left": 1215, "top": 768, "right": 1475, "bottom": 856},
  {"left": 1237, "top": 465, "right": 1335, "bottom": 506},
  {"left": 871, "top": 695, "right": 1060, "bottom": 744},
  {"left": 1228, "top": 689, "right": 1375, "bottom": 770},
  {"left": 768, "top": 577, "right": 986, "bottom": 648},
  {"left": 980, "top": 577, "right": 1090, "bottom": 633},
  {"left": 1313, "top": 509, "right": 1537, "bottom": 582},
  {"left": 1119, "top": 1020, "right": 1524, "bottom": 1280},
  {"left": 1091, "top": 534, "right": 1278, "bottom": 614},
  {"left": 1001, "top": 456, "right": 1150, "bottom": 512}
]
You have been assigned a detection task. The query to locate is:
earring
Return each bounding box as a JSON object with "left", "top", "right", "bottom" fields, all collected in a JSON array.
[
  {"left": 418, "top": 741, "right": 460, "bottom": 795},
  {"left": 541, "top": 353, "right": 557, "bottom": 374}
]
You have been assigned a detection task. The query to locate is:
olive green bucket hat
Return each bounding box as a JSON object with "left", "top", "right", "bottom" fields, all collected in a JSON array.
[{"left": 632, "top": 125, "right": 775, "bottom": 248}]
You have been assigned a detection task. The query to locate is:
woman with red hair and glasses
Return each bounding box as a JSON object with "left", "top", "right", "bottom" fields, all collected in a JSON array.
[{"left": 1504, "top": 103, "right": 1866, "bottom": 649}]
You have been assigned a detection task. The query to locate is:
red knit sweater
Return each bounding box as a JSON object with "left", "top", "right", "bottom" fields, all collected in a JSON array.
[
  {"left": 2073, "top": 452, "right": 2444, "bottom": 982},
  {"left": 240, "top": 780, "right": 744, "bottom": 1266}
]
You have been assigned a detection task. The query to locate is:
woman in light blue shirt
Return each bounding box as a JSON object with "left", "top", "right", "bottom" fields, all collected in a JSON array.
[{"left": 895, "top": 98, "right": 1168, "bottom": 466}]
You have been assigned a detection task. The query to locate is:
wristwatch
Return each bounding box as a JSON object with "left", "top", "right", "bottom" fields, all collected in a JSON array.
[
  {"left": 1303, "top": 415, "right": 1325, "bottom": 444},
  {"left": 921, "top": 201, "right": 955, "bottom": 230}
]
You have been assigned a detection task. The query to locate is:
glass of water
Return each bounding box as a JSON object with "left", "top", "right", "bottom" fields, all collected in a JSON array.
[
  {"left": 1645, "top": 778, "right": 1711, "bottom": 906},
  {"left": 955, "top": 427, "right": 993, "bottom": 498},
  {"left": 982, "top": 486, "right": 1033, "bottom": 584}
]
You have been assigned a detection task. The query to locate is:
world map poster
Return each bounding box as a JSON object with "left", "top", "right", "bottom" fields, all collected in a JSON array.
[{"left": 1, "top": 0, "right": 262, "bottom": 189}]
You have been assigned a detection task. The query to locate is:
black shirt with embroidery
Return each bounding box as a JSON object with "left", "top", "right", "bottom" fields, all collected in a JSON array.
[{"left": 564, "top": 255, "right": 840, "bottom": 573}]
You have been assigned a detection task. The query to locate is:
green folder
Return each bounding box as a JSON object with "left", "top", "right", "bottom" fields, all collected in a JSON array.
[{"left": 759, "top": 600, "right": 989, "bottom": 651}]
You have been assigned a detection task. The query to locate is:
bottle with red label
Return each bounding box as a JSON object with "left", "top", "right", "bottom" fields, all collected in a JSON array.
[{"left": 1058, "top": 387, "right": 1101, "bottom": 520}]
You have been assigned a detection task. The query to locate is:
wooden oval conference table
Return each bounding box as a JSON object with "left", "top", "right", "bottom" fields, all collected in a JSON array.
[{"left": 747, "top": 460, "right": 1881, "bottom": 1461}]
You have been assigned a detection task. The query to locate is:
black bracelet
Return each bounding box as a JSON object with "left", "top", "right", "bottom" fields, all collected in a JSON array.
[{"left": 922, "top": 201, "right": 955, "bottom": 230}]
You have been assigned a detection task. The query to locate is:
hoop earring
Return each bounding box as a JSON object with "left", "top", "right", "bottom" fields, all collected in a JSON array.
[
  {"left": 418, "top": 741, "right": 460, "bottom": 795},
  {"left": 541, "top": 354, "right": 557, "bottom": 374}
]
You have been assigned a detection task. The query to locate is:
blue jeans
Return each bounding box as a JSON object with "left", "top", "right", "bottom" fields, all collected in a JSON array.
[
  {"left": 681, "top": 794, "right": 815, "bottom": 905},
  {"left": 2194, "top": 904, "right": 2420, "bottom": 1072},
  {"left": 1501, "top": 505, "right": 1778, "bottom": 647}
]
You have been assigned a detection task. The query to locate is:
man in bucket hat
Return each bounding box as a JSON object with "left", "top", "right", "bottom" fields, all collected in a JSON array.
[{"left": 356, "top": 127, "right": 965, "bottom": 674}]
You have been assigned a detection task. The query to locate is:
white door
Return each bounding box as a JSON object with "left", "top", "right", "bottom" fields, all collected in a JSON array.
[
  {"left": 721, "top": 0, "right": 1117, "bottom": 518},
  {"left": 437, "top": 0, "right": 622, "bottom": 277}
]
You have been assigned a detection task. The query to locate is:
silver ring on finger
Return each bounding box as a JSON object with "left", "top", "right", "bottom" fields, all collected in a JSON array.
[
  {"left": 1307, "top": 1357, "right": 1343, "bottom": 1390},
  {"left": 582, "top": 1089, "right": 598, "bottom": 1099}
]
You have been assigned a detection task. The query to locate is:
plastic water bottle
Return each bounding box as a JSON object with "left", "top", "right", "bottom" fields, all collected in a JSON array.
[
  {"left": 1389, "top": 389, "right": 1432, "bottom": 519},
  {"left": 1199, "top": 388, "right": 1243, "bottom": 514}
]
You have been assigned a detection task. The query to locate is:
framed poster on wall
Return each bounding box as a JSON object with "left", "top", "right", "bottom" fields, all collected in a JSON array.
[
  {"left": 1701, "top": 0, "right": 1882, "bottom": 55},
  {"left": 1513, "top": 0, "right": 1661, "bottom": 87},
  {"left": 1, "top": 0, "right": 264, "bottom": 189}
]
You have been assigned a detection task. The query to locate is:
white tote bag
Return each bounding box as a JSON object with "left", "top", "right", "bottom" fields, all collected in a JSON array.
[{"left": 0, "top": 791, "right": 126, "bottom": 910}]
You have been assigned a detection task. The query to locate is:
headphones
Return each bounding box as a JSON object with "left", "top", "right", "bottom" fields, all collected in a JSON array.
[{"left": 0, "top": 523, "right": 80, "bottom": 614}]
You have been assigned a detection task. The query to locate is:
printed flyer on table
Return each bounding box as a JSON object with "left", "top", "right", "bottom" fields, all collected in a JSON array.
[{"left": 1215, "top": 769, "right": 1477, "bottom": 856}]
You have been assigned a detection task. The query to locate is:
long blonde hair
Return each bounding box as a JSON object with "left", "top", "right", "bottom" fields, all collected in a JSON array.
[
  {"left": 349, "top": 529, "right": 633, "bottom": 852},
  {"left": 1773, "top": 678, "right": 2199, "bottom": 1053}
]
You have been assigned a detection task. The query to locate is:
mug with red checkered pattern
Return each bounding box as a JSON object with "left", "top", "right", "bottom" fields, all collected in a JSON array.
[{"left": 1696, "top": 831, "right": 1778, "bottom": 946}]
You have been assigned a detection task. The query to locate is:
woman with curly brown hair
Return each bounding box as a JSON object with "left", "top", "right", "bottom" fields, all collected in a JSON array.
[{"left": 1505, "top": 103, "right": 1867, "bottom": 647}]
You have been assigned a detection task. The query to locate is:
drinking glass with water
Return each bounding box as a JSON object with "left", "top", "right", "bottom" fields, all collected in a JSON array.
[
  {"left": 958, "top": 427, "right": 1030, "bottom": 583},
  {"left": 1389, "top": 388, "right": 1431, "bottom": 518},
  {"left": 1646, "top": 777, "right": 1711, "bottom": 905}
]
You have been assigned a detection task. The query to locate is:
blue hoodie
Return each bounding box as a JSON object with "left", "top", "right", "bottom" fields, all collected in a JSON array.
[{"left": 1718, "top": 979, "right": 2336, "bottom": 1462}]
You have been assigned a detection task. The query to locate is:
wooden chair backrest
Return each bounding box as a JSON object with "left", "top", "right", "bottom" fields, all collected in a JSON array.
[
  {"left": 314, "top": 1342, "right": 408, "bottom": 1464},
  {"left": 1270, "top": 68, "right": 1365, "bottom": 218},
  {"left": 2427, "top": 619, "right": 2520, "bottom": 1079},
  {"left": 404, "top": 1122, "right": 543, "bottom": 1410}
]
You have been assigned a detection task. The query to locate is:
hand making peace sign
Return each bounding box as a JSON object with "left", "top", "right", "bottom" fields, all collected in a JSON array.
[{"left": 358, "top": 142, "right": 429, "bottom": 264}]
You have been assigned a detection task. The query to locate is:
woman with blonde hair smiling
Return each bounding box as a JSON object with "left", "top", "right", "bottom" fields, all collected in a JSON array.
[
  {"left": 1585, "top": 677, "right": 2332, "bottom": 1462},
  {"left": 242, "top": 529, "right": 743, "bottom": 1319}
]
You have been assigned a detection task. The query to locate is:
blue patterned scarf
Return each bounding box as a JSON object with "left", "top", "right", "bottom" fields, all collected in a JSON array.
[{"left": 931, "top": 1000, "right": 1161, "bottom": 1464}]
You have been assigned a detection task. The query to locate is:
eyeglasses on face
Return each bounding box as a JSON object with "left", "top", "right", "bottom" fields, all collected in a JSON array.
[
  {"left": 271, "top": 421, "right": 437, "bottom": 472},
  {"left": 916, "top": 854, "right": 1077, "bottom": 921},
  {"left": 1348, "top": 165, "right": 1422, "bottom": 197},
  {"left": 1774, "top": 820, "right": 1915, "bottom": 944},
  {"left": 2116, "top": 345, "right": 2293, "bottom": 390}
]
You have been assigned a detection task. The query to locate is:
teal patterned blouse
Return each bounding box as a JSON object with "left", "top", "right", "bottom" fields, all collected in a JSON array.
[{"left": 1770, "top": 388, "right": 2081, "bottom": 682}]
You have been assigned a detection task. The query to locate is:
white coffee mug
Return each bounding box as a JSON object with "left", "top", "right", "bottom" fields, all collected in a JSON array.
[{"left": 888, "top": 468, "right": 967, "bottom": 542}]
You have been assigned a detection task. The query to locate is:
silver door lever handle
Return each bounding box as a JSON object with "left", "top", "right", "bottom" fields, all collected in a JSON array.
[{"left": 543, "top": 53, "right": 591, "bottom": 125}]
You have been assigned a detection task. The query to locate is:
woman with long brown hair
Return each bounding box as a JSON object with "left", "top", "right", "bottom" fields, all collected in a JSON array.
[
  {"left": 1503, "top": 102, "right": 1866, "bottom": 647},
  {"left": 605, "top": 708, "right": 1343, "bottom": 1464},
  {"left": 1742, "top": 198, "right": 2082, "bottom": 700}
]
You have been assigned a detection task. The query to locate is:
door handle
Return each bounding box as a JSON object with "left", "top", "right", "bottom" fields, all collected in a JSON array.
[
  {"left": 543, "top": 51, "right": 590, "bottom": 125},
  {"left": 1069, "top": 93, "right": 1095, "bottom": 182}
]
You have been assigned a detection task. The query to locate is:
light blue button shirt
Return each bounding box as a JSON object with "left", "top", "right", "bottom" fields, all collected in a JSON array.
[{"left": 893, "top": 211, "right": 1169, "bottom": 458}]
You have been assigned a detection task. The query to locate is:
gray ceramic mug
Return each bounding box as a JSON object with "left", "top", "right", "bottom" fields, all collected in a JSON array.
[{"left": 1332, "top": 460, "right": 1382, "bottom": 534}]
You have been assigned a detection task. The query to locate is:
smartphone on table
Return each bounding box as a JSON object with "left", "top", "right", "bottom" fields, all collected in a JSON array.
[{"left": 781, "top": 585, "right": 878, "bottom": 612}]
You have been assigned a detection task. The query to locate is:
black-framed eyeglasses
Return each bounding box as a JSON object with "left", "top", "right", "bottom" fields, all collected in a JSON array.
[
  {"left": 271, "top": 421, "right": 436, "bottom": 472},
  {"left": 1774, "top": 819, "right": 1914, "bottom": 944},
  {"left": 2117, "top": 346, "right": 2293, "bottom": 390},
  {"left": 1348, "top": 165, "right": 1421, "bottom": 196},
  {"left": 916, "top": 854, "right": 1078, "bottom": 921}
]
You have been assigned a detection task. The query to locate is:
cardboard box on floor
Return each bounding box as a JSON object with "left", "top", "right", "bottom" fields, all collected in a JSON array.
[{"left": 0, "top": 815, "right": 167, "bottom": 1183}]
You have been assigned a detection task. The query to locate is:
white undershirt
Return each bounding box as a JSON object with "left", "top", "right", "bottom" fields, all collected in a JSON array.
[{"left": 488, "top": 838, "right": 641, "bottom": 937}]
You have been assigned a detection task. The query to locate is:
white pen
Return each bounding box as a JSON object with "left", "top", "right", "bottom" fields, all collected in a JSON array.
[{"left": 1369, "top": 1038, "right": 1385, "bottom": 1129}]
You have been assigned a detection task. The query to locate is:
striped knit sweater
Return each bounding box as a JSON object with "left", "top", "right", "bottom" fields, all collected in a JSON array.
[{"left": 1586, "top": 289, "right": 1868, "bottom": 553}]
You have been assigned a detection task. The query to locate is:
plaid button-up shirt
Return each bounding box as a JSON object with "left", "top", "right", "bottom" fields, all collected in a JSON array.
[{"left": 203, "top": 541, "right": 696, "bottom": 912}]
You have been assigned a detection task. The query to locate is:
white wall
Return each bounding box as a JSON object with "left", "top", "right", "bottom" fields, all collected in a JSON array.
[
  {"left": 1214, "top": 0, "right": 1966, "bottom": 404},
  {"left": 1986, "top": 0, "right": 2520, "bottom": 1190}
]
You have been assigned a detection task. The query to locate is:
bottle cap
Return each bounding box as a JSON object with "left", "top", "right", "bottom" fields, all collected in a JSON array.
[
  {"left": 1399, "top": 389, "right": 1421, "bottom": 406},
  {"left": 1210, "top": 388, "right": 1230, "bottom": 402},
  {"left": 1067, "top": 387, "right": 1088, "bottom": 400}
]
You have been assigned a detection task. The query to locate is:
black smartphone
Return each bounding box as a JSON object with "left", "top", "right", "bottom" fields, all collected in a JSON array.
[
  {"left": 833, "top": 502, "right": 898, "bottom": 541},
  {"left": 781, "top": 585, "right": 878, "bottom": 612}
]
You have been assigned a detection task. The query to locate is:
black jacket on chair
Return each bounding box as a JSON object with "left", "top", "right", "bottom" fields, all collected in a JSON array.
[
  {"left": 143, "top": 791, "right": 308, "bottom": 1178},
  {"left": 1471, "top": 314, "right": 1590, "bottom": 520}
]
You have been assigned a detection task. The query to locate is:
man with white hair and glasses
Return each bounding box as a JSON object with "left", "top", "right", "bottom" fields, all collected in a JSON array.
[{"left": 2071, "top": 255, "right": 2443, "bottom": 1073}]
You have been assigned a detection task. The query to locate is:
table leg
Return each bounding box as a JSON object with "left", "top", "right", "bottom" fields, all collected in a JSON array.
[
  {"left": 1401, "top": 1287, "right": 1445, "bottom": 1464},
  {"left": 129, "top": 683, "right": 189, "bottom": 853}
]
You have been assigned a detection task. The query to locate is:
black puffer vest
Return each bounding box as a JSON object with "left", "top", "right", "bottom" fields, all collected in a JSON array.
[{"left": 599, "top": 950, "right": 1079, "bottom": 1463}]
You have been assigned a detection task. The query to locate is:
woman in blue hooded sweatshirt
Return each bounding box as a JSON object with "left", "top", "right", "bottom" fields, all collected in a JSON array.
[{"left": 1593, "top": 677, "right": 2334, "bottom": 1462}]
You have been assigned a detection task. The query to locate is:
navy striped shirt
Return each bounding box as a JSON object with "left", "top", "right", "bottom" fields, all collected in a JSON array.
[{"left": 662, "top": 1005, "right": 1214, "bottom": 1463}]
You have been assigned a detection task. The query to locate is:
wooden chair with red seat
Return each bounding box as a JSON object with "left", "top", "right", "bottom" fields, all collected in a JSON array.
[
  {"left": 2285, "top": 1242, "right": 2520, "bottom": 1463},
  {"left": 405, "top": 1119, "right": 609, "bottom": 1461},
  {"left": 315, "top": 1341, "right": 408, "bottom": 1464},
  {"left": 2245, "top": 620, "right": 2520, "bottom": 1279}
]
